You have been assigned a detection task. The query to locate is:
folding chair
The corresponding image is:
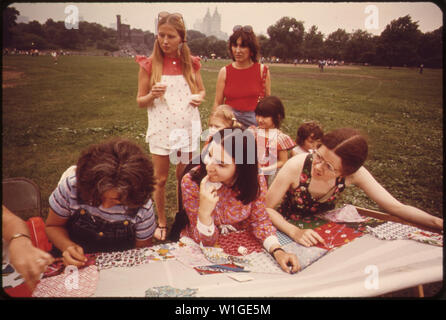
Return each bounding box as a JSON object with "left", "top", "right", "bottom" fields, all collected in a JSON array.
[{"left": 2, "top": 177, "right": 42, "bottom": 218}]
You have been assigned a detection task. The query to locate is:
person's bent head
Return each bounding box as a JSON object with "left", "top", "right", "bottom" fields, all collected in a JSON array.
[
  {"left": 76, "top": 138, "right": 155, "bottom": 209},
  {"left": 321, "top": 128, "right": 368, "bottom": 176}
]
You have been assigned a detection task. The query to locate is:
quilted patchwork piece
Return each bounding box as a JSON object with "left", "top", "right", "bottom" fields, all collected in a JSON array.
[
  {"left": 365, "top": 221, "right": 420, "bottom": 240},
  {"left": 32, "top": 265, "right": 99, "bottom": 297},
  {"left": 145, "top": 285, "right": 198, "bottom": 297},
  {"left": 314, "top": 222, "right": 363, "bottom": 250},
  {"left": 217, "top": 230, "right": 264, "bottom": 256}
]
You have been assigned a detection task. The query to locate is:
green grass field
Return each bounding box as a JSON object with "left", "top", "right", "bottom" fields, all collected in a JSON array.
[{"left": 2, "top": 55, "right": 443, "bottom": 225}]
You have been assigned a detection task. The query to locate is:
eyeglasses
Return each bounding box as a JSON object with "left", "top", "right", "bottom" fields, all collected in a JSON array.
[
  {"left": 312, "top": 150, "right": 339, "bottom": 174},
  {"left": 157, "top": 11, "right": 185, "bottom": 27},
  {"left": 233, "top": 25, "right": 253, "bottom": 33}
]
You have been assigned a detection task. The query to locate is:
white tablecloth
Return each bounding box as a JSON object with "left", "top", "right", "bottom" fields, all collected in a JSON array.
[{"left": 93, "top": 235, "right": 442, "bottom": 297}]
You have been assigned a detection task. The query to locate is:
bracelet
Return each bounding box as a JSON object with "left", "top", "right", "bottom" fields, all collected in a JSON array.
[
  {"left": 9, "top": 233, "right": 31, "bottom": 243},
  {"left": 271, "top": 247, "right": 285, "bottom": 257}
]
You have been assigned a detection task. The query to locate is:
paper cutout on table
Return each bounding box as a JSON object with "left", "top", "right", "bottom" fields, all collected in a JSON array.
[
  {"left": 194, "top": 263, "right": 248, "bottom": 275},
  {"left": 366, "top": 221, "right": 443, "bottom": 246},
  {"left": 314, "top": 222, "right": 363, "bottom": 250},
  {"left": 320, "top": 205, "right": 366, "bottom": 223},
  {"left": 407, "top": 230, "right": 443, "bottom": 247},
  {"left": 2, "top": 259, "right": 27, "bottom": 293},
  {"left": 217, "top": 230, "right": 264, "bottom": 256},
  {"left": 287, "top": 214, "right": 328, "bottom": 230},
  {"left": 145, "top": 242, "right": 179, "bottom": 261},
  {"left": 32, "top": 265, "right": 99, "bottom": 297},
  {"left": 145, "top": 285, "right": 198, "bottom": 297}
]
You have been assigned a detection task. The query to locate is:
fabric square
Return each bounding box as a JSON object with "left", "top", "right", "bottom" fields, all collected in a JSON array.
[
  {"left": 216, "top": 230, "right": 264, "bottom": 256},
  {"left": 145, "top": 285, "right": 198, "bottom": 297},
  {"left": 32, "top": 265, "right": 99, "bottom": 297},
  {"left": 287, "top": 214, "right": 328, "bottom": 230},
  {"left": 241, "top": 251, "right": 284, "bottom": 274},
  {"left": 365, "top": 221, "right": 419, "bottom": 241},
  {"left": 408, "top": 230, "right": 443, "bottom": 247},
  {"left": 276, "top": 230, "right": 294, "bottom": 246},
  {"left": 314, "top": 222, "right": 363, "bottom": 250},
  {"left": 282, "top": 242, "right": 328, "bottom": 270},
  {"left": 319, "top": 205, "right": 366, "bottom": 223}
]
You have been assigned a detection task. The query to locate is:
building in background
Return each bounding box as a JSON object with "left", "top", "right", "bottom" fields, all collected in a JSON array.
[
  {"left": 193, "top": 7, "right": 227, "bottom": 40},
  {"left": 116, "top": 14, "right": 154, "bottom": 56}
]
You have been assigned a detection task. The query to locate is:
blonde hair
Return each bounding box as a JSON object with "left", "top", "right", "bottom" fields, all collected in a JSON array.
[
  {"left": 209, "top": 105, "right": 243, "bottom": 129},
  {"left": 150, "top": 14, "right": 197, "bottom": 93}
]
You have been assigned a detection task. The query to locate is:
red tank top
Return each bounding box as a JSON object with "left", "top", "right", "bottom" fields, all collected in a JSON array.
[{"left": 223, "top": 62, "right": 262, "bottom": 112}]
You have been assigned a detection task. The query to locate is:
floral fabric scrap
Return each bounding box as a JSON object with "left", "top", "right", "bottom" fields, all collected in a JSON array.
[{"left": 145, "top": 285, "right": 198, "bottom": 297}]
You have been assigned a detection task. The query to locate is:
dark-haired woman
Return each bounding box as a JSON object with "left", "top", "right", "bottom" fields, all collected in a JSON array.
[
  {"left": 179, "top": 128, "right": 300, "bottom": 273},
  {"left": 45, "top": 138, "right": 157, "bottom": 266},
  {"left": 213, "top": 25, "right": 270, "bottom": 128},
  {"left": 266, "top": 128, "right": 443, "bottom": 247}
]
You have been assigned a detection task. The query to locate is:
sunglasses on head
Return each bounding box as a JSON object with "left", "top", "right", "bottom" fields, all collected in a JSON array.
[{"left": 233, "top": 25, "right": 253, "bottom": 33}]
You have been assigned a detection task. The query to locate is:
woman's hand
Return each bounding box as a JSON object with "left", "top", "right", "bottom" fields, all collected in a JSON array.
[
  {"left": 272, "top": 248, "right": 300, "bottom": 274},
  {"left": 150, "top": 82, "right": 167, "bottom": 99},
  {"left": 62, "top": 244, "right": 87, "bottom": 267},
  {"left": 292, "top": 227, "right": 325, "bottom": 247},
  {"left": 198, "top": 176, "right": 220, "bottom": 224},
  {"left": 8, "top": 237, "right": 54, "bottom": 291},
  {"left": 190, "top": 93, "right": 204, "bottom": 107}
]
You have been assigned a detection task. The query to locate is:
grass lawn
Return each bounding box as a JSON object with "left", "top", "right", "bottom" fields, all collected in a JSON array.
[{"left": 2, "top": 55, "right": 443, "bottom": 225}]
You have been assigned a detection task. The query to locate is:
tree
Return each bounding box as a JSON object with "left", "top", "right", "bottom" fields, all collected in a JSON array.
[
  {"left": 3, "top": 6, "right": 20, "bottom": 47},
  {"left": 344, "top": 29, "right": 375, "bottom": 63},
  {"left": 418, "top": 26, "right": 442, "bottom": 68},
  {"left": 377, "top": 15, "right": 422, "bottom": 67},
  {"left": 303, "top": 25, "right": 324, "bottom": 60},
  {"left": 187, "top": 30, "right": 206, "bottom": 41},
  {"left": 323, "top": 28, "right": 349, "bottom": 60},
  {"left": 267, "top": 17, "right": 304, "bottom": 60}
]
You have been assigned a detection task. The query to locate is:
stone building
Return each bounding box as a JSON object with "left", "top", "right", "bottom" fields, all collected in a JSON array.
[
  {"left": 193, "top": 8, "right": 227, "bottom": 40},
  {"left": 116, "top": 15, "right": 152, "bottom": 55}
]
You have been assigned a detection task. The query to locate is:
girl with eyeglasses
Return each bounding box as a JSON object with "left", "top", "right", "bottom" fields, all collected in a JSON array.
[
  {"left": 213, "top": 25, "right": 271, "bottom": 129},
  {"left": 266, "top": 128, "right": 443, "bottom": 247},
  {"left": 136, "top": 12, "right": 206, "bottom": 240}
]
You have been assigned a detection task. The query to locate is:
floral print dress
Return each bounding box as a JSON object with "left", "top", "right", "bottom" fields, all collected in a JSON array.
[{"left": 279, "top": 153, "right": 346, "bottom": 219}]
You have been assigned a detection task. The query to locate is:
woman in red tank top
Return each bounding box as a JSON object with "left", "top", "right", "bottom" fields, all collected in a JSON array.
[{"left": 213, "top": 25, "right": 271, "bottom": 128}]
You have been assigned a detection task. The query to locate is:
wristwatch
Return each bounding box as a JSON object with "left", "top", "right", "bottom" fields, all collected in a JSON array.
[{"left": 271, "top": 247, "right": 285, "bottom": 257}]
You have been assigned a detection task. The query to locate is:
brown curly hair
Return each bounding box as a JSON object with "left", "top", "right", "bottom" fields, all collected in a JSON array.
[{"left": 75, "top": 138, "right": 155, "bottom": 209}]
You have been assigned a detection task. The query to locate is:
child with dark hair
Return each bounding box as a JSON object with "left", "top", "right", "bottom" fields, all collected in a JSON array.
[
  {"left": 266, "top": 128, "right": 443, "bottom": 247},
  {"left": 45, "top": 138, "right": 157, "bottom": 266},
  {"left": 291, "top": 121, "right": 324, "bottom": 156},
  {"left": 249, "top": 96, "right": 296, "bottom": 184},
  {"left": 179, "top": 128, "right": 300, "bottom": 273}
]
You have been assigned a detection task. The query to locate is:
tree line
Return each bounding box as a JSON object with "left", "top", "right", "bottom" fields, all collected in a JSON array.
[{"left": 3, "top": 7, "right": 442, "bottom": 68}]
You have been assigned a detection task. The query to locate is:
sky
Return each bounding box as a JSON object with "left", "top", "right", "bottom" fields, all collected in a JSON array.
[{"left": 10, "top": 2, "right": 443, "bottom": 37}]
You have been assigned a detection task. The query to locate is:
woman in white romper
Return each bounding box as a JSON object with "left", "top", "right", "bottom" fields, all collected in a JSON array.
[{"left": 136, "top": 12, "right": 206, "bottom": 240}]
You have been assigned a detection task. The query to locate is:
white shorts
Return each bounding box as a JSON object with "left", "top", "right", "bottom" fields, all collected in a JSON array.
[{"left": 148, "top": 142, "right": 197, "bottom": 157}]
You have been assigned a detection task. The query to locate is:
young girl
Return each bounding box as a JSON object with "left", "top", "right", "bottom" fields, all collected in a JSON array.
[
  {"left": 45, "top": 138, "right": 157, "bottom": 266},
  {"left": 248, "top": 96, "right": 296, "bottom": 183},
  {"left": 266, "top": 128, "right": 443, "bottom": 247},
  {"left": 179, "top": 128, "right": 300, "bottom": 273},
  {"left": 207, "top": 104, "right": 243, "bottom": 138},
  {"left": 136, "top": 12, "right": 206, "bottom": 240},
  {"left": 291, "top": 121, "right": 324, "bottom": 156}
]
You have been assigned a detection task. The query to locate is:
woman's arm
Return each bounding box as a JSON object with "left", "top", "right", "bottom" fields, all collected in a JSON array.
[
  {"left": 45, "top": 208, "right": 87, "bottom": 266},
  {"left": 212, "top": 67, "right": 226, "bottom": 111},
  {"left": 349, "top": 166, "right": 443, "bottom": 230},
  {"left": 263, "top": 65, "right": 271, "bottom": 96},
  {"left": 136, "top": 67, "right": 156, "bottom": 108}
]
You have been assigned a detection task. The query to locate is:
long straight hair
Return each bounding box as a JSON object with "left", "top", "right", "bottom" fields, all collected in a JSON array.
[
  {"left": 150, "top": 14, "right": 197, "bottom": 93},
  {"left": 192, "top": 128, "right": 260, "bottom": 204}
]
